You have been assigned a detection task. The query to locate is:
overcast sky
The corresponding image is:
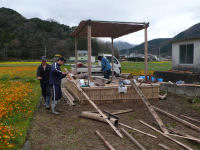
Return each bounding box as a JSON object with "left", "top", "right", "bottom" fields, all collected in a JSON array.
[{"left": 1, "top": 0, "right": 200, "bottom": 44}]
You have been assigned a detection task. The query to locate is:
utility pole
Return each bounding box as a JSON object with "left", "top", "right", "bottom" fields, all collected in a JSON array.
[
  {"left": 44, "top": 45, "right": 47, "bottom": 57},
  {"left": 158, "top": 47, "right": 160, "bottom": 61}
]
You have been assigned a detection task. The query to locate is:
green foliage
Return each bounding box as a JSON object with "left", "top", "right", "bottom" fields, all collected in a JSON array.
[
  {"left": 0, "top": 7, "right": 118, "bottom": 60},
  {"left": 119, "top": 38, "right": 172, "bottom": 57}
]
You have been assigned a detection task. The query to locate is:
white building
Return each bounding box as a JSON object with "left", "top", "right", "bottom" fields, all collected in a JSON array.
[
  {"left": 69, "top": 50, "right": 95, "bottom": 62},
  {"left": 172, "top": 38, "right": 200, "bottom": 73}
]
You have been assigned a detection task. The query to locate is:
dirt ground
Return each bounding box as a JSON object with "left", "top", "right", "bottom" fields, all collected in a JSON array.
[{"left": 28, "top": 81, "right": 200, "bottom": 150}]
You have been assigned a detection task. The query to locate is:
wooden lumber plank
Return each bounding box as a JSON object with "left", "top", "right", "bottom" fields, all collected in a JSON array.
[
  {"left": 121, "top": 128, "right": 146, "bottom": 150},
  {"left": 95, "top": 130, "right": 116, "bottom": 150},
  {"left": 119, "top": 123, "right": 157, "bottom": 138},
  {"left": 168, "top": 127, "right": 200, "bottom": 144},
  {"left": 111, "top": 109, "right": 133, "bottom": 115},
  {"left": 92, "top": 76, "right": 110, "bottom": 81},
  {"left": 139, "top": 120, "right": 193, "bottom": 150},
  {"left": 131, "top": 80, "right": 169, "bottom": 134},
  {"left": 62, "top": 88, "right": 75, "bottom": 102},
  {"left": 181, "top": 115, "right": 200, "bottom": 124},
  {"left": 71, "top": 80, "right": 123, "bottom": 138},
  {"left": 158, "top": 143, "right": 171, "bottom": 150},
  {"left": 61, "top": 88, "right": 75, "bottom": 106},
  {"left": 169, "top": 133, "right": 200, "bottom": 143},
  {"left": 92, "top": 109, "right": 133, "bottom": 115},
  {"left": 153, "top": 106, "right": 200, "bottom": 132}
]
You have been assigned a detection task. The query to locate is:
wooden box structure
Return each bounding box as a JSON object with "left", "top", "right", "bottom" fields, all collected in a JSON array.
[{"left": 66, "top": 79, "right": 160, "bottom": 104}]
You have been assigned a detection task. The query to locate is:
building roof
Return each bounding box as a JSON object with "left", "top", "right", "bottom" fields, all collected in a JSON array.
[{"left": 71, "top": 20, "right": 148, "bottom": 38}]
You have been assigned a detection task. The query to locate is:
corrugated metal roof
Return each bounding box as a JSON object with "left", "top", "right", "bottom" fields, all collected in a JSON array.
[{"left": 71, "top": 20, "right": 148, "bottom": 38}]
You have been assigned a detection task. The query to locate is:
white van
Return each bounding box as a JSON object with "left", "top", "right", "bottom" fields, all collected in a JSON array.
[{"left": 71, "top": 54, "right": 121, "bottom": 76}]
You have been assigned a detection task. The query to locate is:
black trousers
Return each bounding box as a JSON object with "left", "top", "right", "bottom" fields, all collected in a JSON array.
[
  {"left": 40, "top": 82, "right": 51, "bottom": 99},
  {"left": 103, "top": 70, "right": 111, "bottom": 79}
]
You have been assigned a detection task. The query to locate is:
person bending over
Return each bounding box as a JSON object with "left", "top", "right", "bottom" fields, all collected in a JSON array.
[
  {"left": 49, "top": 57, "right": 66, "bottom": 115},
  {"left": 98, "top": 56, "right": 111, "bottom": 79}
]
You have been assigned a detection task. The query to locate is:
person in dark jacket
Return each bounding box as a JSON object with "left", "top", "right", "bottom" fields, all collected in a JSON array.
[
  {"left": 98, "top": 56, "right": 111, "bottom": 79},
  {"left": 49, "top": 57, "right": 66, "bottom": 114},
  {"left": 37, "top": 56, "right": 51, "bottom": 109}
]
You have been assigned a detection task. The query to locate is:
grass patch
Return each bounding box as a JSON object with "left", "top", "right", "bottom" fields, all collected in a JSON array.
[{"left": 121, "top": 61, "right": 171, "bottom": 75}]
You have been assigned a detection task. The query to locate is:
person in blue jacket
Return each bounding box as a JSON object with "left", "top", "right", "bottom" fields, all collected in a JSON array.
[
  {"left": 98, "top": 56, "right": 111, "bottom": 79},
  {"left": 49, "top": 57, "right": 66, "bottom": 115}
]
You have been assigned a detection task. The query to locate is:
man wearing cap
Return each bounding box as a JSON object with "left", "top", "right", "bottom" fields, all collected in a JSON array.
[
  {"left": 49, "top": 57, "right": 67, "bottom": 115},
  {"left": 37, "top": 56, "right": 52, "bottom": 109}
]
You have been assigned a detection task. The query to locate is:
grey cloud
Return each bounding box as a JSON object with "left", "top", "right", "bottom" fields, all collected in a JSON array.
[{"left": 1, "top": 0, "right": 200, "bottom": 44}]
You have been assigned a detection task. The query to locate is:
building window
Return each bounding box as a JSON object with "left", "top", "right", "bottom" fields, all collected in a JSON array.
[{"left": 179, "top": 44, "right": 194, "bottom": 64}]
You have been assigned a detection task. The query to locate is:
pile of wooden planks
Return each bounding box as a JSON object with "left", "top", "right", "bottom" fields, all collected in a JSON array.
[{"left": 62, "top": 88, "right": 75, "bottom": 106}]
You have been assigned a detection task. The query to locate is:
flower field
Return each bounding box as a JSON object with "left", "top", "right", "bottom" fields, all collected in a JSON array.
[
  {"left": 0, "top": 61, "right": 171, "bottom": 149},
  {"left": 0, "top": 64, "right": 40, "bottom": 149}
]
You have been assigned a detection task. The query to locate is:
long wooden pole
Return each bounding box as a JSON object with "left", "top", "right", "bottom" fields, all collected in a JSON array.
[
  {"left": 158, "top": 143, "right": 171, "bottom": 150},
  {"left": 95, "top": 130, "right": 116, "bottom": 150},
  {"left": 131, "top": 80, "right": 169, "bottom": 134},
  {"left": 168, "top": 127, "right": 200, "bottom": 144},
  {"left": 139, "top": 120, "right": 193, "bottom": 150},
  {"left": 169, "top": 133, "right": 200, "bottom": 143},
  {"left": 144, "top": 25, "right": 148, "bottom": 80},
  {"left": 181, "top": 115, "right": 200, "bottom": 124},
  {"left": 111, "top": 38, "right": 114, "bottom": 79},
  {"left": 153, "top": 106, "right": 200, "bottom": 132},
  {"left": 71, "top": 81, "right": 123, "bottom": 138},
  {"left": 119, "top": 123, "right": 157, "bottom": 138},
  {"left": 121, "top": 128, "right": 146, "bottom": 150},
  {"left": 75, "top": 37, "right": 78, "bottom": 74},
  {"left": 87, "top": 24, "right": 92, "bottom": 80}
]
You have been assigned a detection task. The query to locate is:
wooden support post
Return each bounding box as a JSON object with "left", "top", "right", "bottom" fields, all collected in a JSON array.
[
  {"left": 95, "top": 130, "right": 116, "bottom": 150},
  {"left": 121, "top": 128, "right": 146, "bottom": 150},
  {"left": 153, "top": 106, "right": 200, "bottom": 132},
  {"left": 131, "top": 80, "right": 169, "bottom": 134},
  {"left": 139, "top": 120, "right": 193, "bottom": 150},
  {"left": 144, "top": 24, "right": 148, "bottom": 80},
  {"left": 87, "top": 24, "right": 92, "bottom": 80},
  {"left": 111, "top": 38, "right": 114, "bottom": 79},
  {"left": 119, "top": 123, "right": 157, "bottom": 138},
  {"left": 75, "top": 37, "right": 78, "bottom": 74}
]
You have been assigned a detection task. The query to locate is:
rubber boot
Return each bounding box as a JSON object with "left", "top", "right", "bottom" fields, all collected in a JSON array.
[
  {"left": 55, "top": 100, "right": 62, "bottom": 112},
  {"left": 43, "top": 96, "right": 46, "bottom": 106},
  {"left": 51, "top": 101, "right": 59, "bottom": 115},
  {"left": 45, "top": 96, "right": 50, "bottom": 109}
]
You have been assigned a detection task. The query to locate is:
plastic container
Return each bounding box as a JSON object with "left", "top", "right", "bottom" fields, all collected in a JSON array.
[
  {"left": 157, "top": 78, "right": 163, "bottom": 82},
  {"left": 151, "top": 77, "right": 155, "bottom": 82},
  {"left": 139, "top": 76, "right": 145, "bottom": 79}
]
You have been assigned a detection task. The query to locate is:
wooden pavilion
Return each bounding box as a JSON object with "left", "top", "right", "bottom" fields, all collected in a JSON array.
[{"left": 71, "top": 20, "right": 149, "bottom": 79}]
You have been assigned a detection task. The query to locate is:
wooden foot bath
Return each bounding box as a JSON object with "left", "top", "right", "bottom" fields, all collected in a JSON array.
[{"left": 66, "top": 78, "right": 160, "bottom": 104}]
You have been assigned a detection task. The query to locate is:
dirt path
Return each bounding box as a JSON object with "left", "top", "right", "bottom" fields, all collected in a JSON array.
[{"left": 28, "top": 79, "right": 200, "bottom": 150}]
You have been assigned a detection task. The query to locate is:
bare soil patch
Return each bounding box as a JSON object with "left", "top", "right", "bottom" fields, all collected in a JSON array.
[{"left": 28, "top": 90, "right": 200, "bottom": 150}]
